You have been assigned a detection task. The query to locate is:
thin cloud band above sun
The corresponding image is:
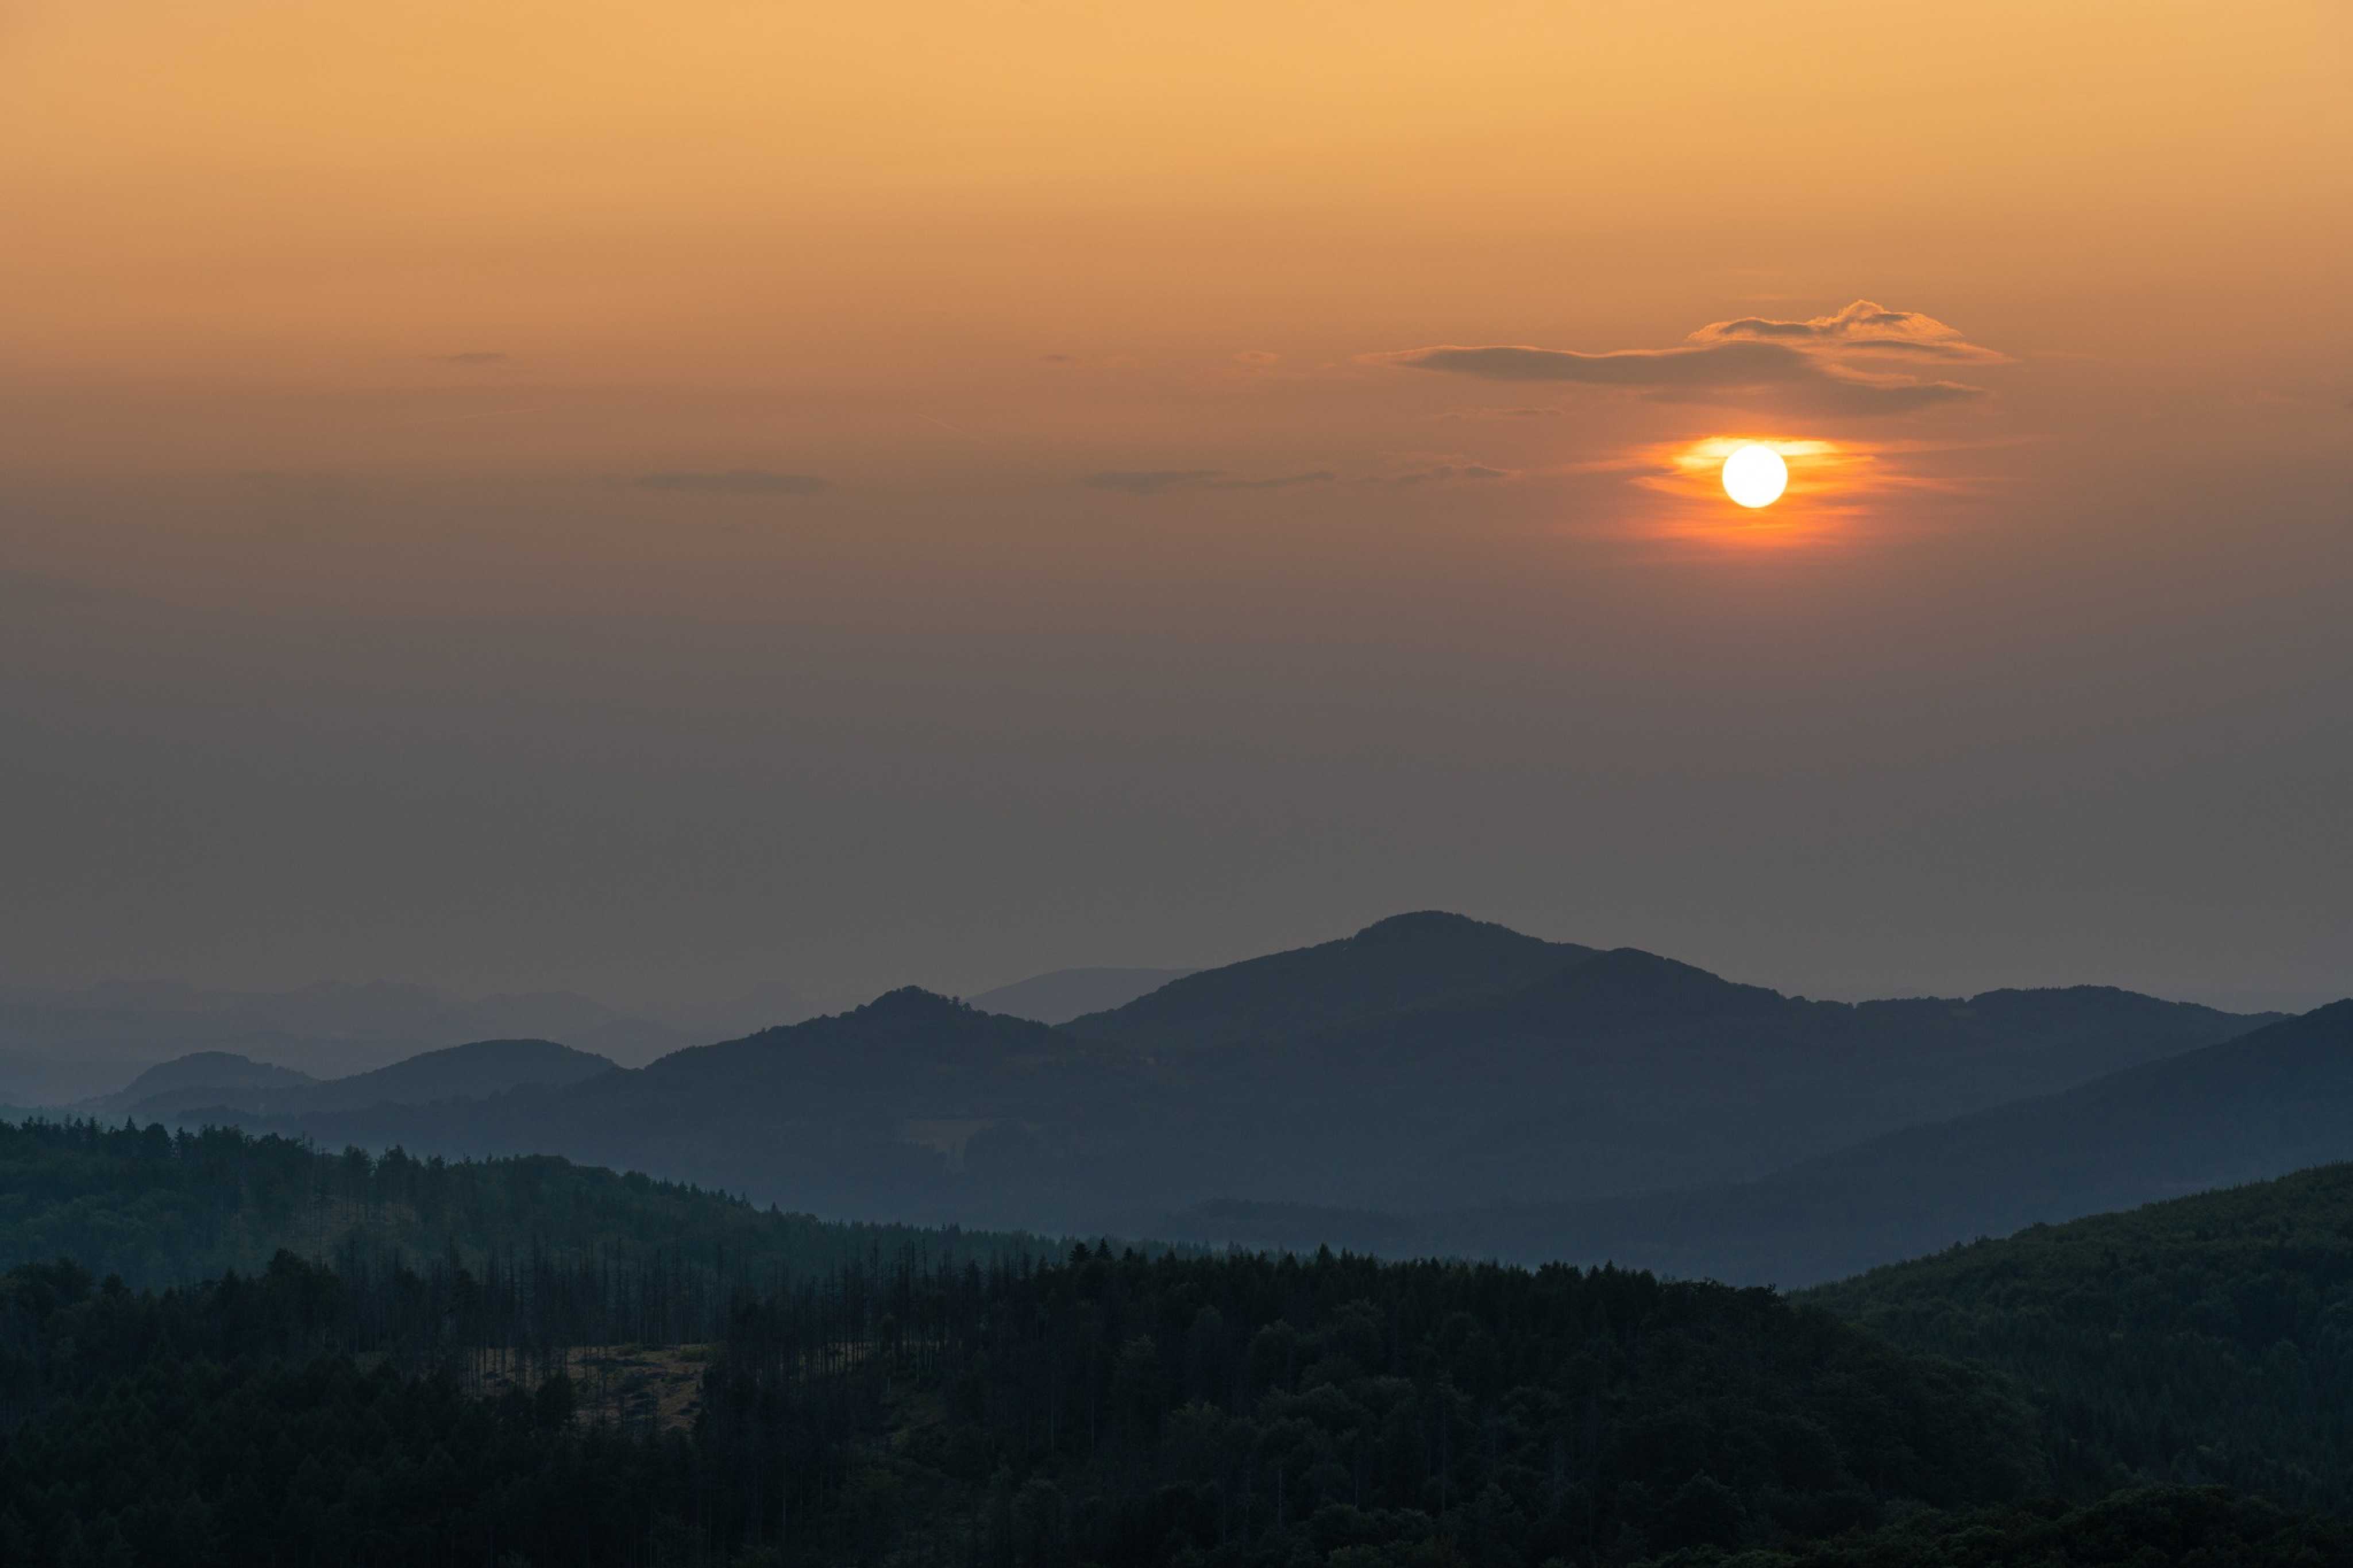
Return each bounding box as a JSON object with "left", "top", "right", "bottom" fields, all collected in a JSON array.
[{"left": 1363, "top": 300, "right": 2003, "bottom": 416}]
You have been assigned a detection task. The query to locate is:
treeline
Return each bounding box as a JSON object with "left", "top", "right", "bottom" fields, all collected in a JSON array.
[
  {"left": 1806, "top": 1161, "right": 2353, "bottom": 1516},
  {"left": 0, "top": 1117, "right": 1055, "bottom": 1293}
]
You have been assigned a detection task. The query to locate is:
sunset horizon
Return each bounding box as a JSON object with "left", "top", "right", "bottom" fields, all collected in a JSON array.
[{"left": 4, "top": 7, "right": 2353, "bottom": 1563}]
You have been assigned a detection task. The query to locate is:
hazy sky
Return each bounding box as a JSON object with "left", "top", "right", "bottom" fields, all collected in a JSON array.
[{"left": 3, "top": 1, "right": 2348, "bottom": 1017}]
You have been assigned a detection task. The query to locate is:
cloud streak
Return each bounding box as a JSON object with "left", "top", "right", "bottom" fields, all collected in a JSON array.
[
  {"left": 630, "top": 470, "right": 830, "bottom": 495},
  {"left": 1367, "top": 301, "right": 2000, "bottom": 416},
  {"left": 1369, "top": 462, "right": 1516, "bottom": 486},
  {"left": 1689, "top": 300, "right": 2009, "bottom": 362},
  {"left": 1084, "top": 469, "right": 1334, "bottom": 495}
]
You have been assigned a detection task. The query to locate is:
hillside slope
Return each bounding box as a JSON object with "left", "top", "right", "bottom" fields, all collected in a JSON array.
[
  {"left": 1807, "top": 1160, "right": 2353, "bottom": 1515},
  {"left": 0, "top": 1115, "right": 1054, "bottom": 1290},
  {"left": 1091, "top": 944, "right": 2277, "bottom": 1216},
  {"left": 1162, "top": 1000, "right": 2353, "bottom": 1287},
  {"left": 87, "top": 1051, "right": 315, "bottom": 1115},
  {"left": 966, "top": 965, "right": 1198, "bottom": 1023}
]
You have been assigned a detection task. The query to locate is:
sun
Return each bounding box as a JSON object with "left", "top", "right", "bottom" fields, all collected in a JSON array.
[{"left": 1721, "top": 444, "right": 1789, "bottom": 508}]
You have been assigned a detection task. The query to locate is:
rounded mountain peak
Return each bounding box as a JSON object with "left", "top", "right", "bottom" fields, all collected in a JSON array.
[
  {"left": 854, "top": 986, "right": 970, "bottom": 1020},
  {"left": 1349, "top": 911, "right": 1511, "bottom": 943}
]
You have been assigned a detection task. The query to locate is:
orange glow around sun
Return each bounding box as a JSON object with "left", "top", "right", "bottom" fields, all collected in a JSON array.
[
  {"left": 1625, "top": 437, "right": 1853, "bottom": 546},
  {"left": 1615, "top": 434, "right": 1984, "bottom": 550}
]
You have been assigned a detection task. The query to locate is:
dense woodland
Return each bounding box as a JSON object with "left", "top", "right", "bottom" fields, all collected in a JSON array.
[
  {"left": 3, "top": 1239, "right": 2044, "bottom": 1567},
  {"left": 1807, "top": 1163, "right": 2353, "bottom": 1515},
  {"left": 10, "top": 1119, "right": 2353, "bottom": 1565},
  {"left": 0, "top": 1117, "right": 1053, "bottom": 1297}
]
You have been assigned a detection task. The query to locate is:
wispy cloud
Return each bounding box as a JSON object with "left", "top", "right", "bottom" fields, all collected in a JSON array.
[
  {"left": 1366, "top": 301, "right": 2001, "bottom": 416},
  {"left": 1083, "top": 470, "right": 1221, "bottom": 495},
  {"left": 1689, "top": 300, "right": 2008, "bottom": 363},
  {"left": 1218, "top": 470, "right": 1333, "bottom": 491},
  {"left": 1368, "top": 462, "right": 1517, "bottom": 486},
  {"left": 629, "top": 470, "right": 830, "bottom": 496},
  {"left": 1083, "top": 469, "right": 1334, "bottom": 495}
]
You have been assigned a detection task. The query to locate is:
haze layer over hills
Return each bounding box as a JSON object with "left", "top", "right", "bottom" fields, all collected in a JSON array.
[
  {"left": 85, "top": 1038, "right": 619, "bottom": 1122},
  {"left": 0, "top": 978, "right": 689, "bottom": 1103},
  {"left": 964, "top": 966, "right": 1198, "bottom": 1025},
  {"left": 97, "top": 911, "right": 2308, "bottom": 1285},
  {"left": 1148, "top": 1000, "right": 2353, "bottom": 1285}
]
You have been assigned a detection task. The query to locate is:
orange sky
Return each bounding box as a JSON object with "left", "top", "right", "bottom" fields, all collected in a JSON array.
[{"left": 1, "top": 1, "right": 2347, "bottom": 1011}]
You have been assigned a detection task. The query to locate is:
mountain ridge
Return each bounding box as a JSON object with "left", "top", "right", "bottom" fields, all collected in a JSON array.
[
  {"left": 1144, "top": 997, "right": 2353, "bottom": 1284},
  {"left": 102, "top": 1036, "right": 619, "bottom": 1121},
  {"left": 132, "top": 913, "right": 2285, "bottom": 1239}
]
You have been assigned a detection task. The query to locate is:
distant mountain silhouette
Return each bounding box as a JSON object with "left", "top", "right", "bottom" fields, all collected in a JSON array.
[
  {"left": 87, "top": 1051, "right": 315, "bottom": 1115},
  {"left": 0, "top": 978, "right": 689, "bottom": 1102},
  {"left": 966, "top": 966, "right": 1198, "bottom": 1024},
  {"left": 1154, "top": 998, "right": 2353, "bottom": 1286},
  {"left": 204, "top": 990, "right": 1113, "bottom": 1217},
  {"left": 110, "top": 1038, "right": 618, "bottom": 1120},
  {"left": 1237, "top": 948, "right": 2281, "bottom": 1210},
  {"left": 1065, "top": 911, "right": 1591, "bottom": 1050},
  {"left": 154, "top": 914, "right": 2281, "bottom": 1237}
]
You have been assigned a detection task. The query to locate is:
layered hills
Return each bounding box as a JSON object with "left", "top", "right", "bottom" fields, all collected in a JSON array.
[
  {"left": 128, "top": 913, "right": 2289, "bottom": 1266},
  {"left": 1164, "top": 999, "right": 2353, "bottom": 1285},
  {"left": 86, "top": 1037, "right": 618, "bottom": 1122},
  {"left": 966, "top": 965, "right": 1197, "bottom": 1024},
  {"left": 0, "top": 976, "right": 689, "bottom": 1102}
]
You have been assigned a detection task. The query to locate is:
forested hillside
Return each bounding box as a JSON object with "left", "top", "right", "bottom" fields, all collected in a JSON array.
[
  {"left": 1, "top": 1241, "right": 2051, "bottom": 1566},
  {"left": 0, "top": 1117, "right": 1053, "bottom": 1293},
  {"left": 12, "top": 1131, "right": 2353, "bottom": 1563},
  {"left": 1806, "top": 1161, "right": 2353, "bottom": 1516}
]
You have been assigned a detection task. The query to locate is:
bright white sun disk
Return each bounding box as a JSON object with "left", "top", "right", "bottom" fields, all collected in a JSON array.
[{"left": 1721, "top": 444, "right": 1789, "bottom": 508}]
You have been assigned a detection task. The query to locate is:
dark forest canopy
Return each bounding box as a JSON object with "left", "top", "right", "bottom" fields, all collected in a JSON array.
[
  {"left": 1806, "top": 1160, "right": 2353, "bottom": 1516},
  {"left": 7, "top": 1238, "right": 2352, "bottom": 1567},
  {"left": 0, "top": 1241, "right": 2047, "bottom": 1567},
  {"left": 12, "top": 1137, "right": 2353, "bottom": 1563},
  {"left": 0, "top": 1116, "right": 1058, "bottom": 1294}
]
